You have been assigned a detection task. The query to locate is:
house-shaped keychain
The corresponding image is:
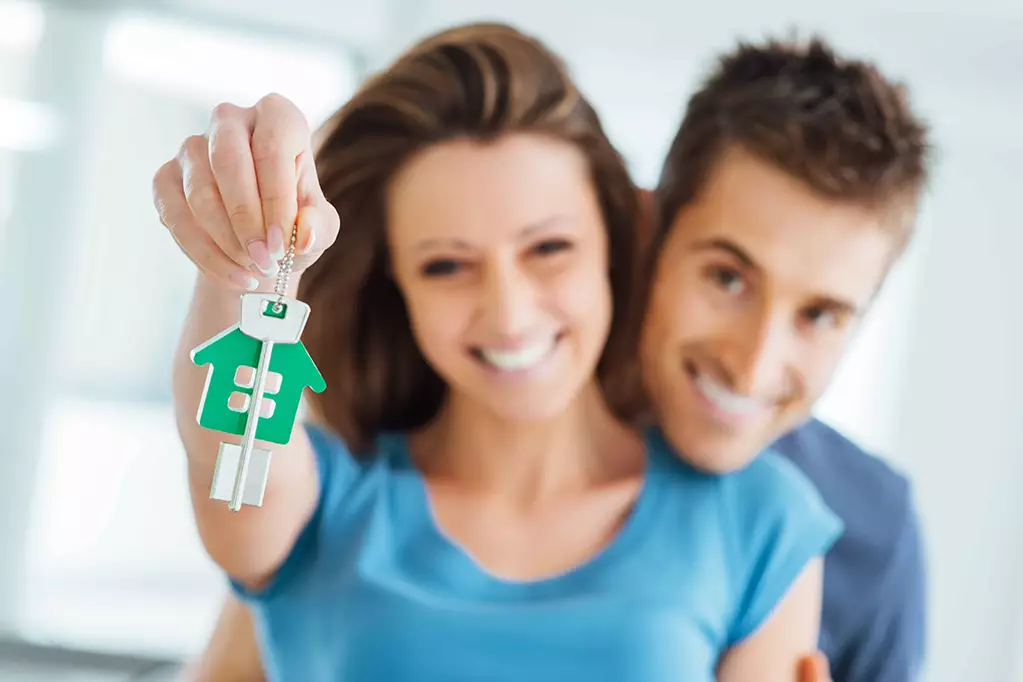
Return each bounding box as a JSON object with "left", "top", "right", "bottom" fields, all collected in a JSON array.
[{"left": 191, "top": 293, "right": 326, "bottom": 510}]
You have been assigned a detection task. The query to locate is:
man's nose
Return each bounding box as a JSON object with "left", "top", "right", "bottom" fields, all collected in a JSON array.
[{"left": 720, "top": 311, "right": 792, "bottom": 396}]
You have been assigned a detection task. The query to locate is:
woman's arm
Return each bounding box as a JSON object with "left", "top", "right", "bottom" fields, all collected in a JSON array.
[
  {"left": 717, "top": 558, "right": 825, "bottom": 682},
  {"left": 158, "top": 95, "right": 336, "bottom": 588},
  {"left": 172, "top": 273, "right": 319, "bottom": 587},
  {"left": 178, "top": 595, "right": 266, "bottom": 682}
]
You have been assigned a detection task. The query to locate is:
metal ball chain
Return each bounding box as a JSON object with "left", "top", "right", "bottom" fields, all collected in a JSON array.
[{"left": 272, "top": 226, "right": 297, "bottom": 312}]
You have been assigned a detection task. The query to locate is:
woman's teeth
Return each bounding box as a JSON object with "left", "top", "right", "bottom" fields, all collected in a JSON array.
[{"left": 478, "top": 338, "right": 555, "bottom": 372}]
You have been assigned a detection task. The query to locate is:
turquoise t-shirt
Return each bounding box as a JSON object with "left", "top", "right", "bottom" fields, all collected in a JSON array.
[{"left": 232, "top": 424, "right": 843, "bottom": 681}]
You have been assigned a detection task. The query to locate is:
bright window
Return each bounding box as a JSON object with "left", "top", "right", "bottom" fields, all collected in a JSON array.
[{"left": 18, "top": 7, "right": 358, "bottom": 657}]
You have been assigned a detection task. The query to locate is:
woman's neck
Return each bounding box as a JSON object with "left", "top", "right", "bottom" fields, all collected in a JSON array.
[{"left": 410, "top": 383, "right": 643, "bottom": 504}]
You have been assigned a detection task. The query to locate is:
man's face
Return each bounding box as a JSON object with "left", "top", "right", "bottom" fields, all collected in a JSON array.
[{"left": 640, "top": 148, "right": 904, "bottom": 472}]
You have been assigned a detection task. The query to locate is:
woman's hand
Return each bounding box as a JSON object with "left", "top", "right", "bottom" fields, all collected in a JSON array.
[
  {"left": 158, "top": 93, "right": 332, "bottom": 588},
  {"left": 153, "top": 93, "right": 340, "bottom": 292}
]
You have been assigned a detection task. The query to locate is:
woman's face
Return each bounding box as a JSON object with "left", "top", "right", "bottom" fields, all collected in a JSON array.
[{"left": 387, "top": 133, "right": 612, "bottom": 423}]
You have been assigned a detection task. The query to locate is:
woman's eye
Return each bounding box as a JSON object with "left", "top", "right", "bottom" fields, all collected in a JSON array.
[
  {"left": 532, "top": 239, "right": 572, "bottom": 257},
  {"left": 421, "top": 259, "right": 462, "bottom": 277},
  {"left": 709, "top": 266, "right": 744, "bottom": 294}
]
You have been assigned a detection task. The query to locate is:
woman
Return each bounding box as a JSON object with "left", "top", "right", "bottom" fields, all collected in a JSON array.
[{"left": 159, "top": 22, "right": 839, "bottom": 681}]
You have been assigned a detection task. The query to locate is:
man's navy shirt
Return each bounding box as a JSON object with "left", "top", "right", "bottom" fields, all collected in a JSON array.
[{"left": 774, "top": 418, "right": 926, "bottom": 682}]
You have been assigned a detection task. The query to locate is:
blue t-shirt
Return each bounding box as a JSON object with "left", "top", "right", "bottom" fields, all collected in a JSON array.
[
  {"left": 232, "top": 424, "right": 843, "bottom": 682},
  {"left": 773, "top": 419, "right": 926, "bottom": 682}
]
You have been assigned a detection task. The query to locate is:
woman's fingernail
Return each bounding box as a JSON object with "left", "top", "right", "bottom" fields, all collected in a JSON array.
[
  {"left": 247, "top": 240, "right": 276, "bottom": 276},
  {"left": 230, "top": 271, "right": 260, "bottom": 291},
  {"left": 300, "top": 226, "right": 316, "bottom": 255},
  {"left": 268, "top": 225, "right": 285, "bottom": 261}
]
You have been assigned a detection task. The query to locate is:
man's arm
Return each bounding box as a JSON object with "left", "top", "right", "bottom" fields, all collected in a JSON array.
[
  {"left": 832, "top": 500, "right": 926, "bottom": 682},
  {"left": 178, "top": 595, "right": 265, "bottom": 682}
]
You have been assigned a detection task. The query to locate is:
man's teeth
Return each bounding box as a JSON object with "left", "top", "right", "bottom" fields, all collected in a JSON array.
[
  {"left": 479, "top": 339, "right": 554, "bottom": 371},
  {"left": 694, "top": 370, "right": 764, "bottom": 415}
]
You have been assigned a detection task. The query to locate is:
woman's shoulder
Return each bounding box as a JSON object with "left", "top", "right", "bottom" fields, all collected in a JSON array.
[
  {"left": 303, "top": 420, "right": 359, "bottom": 484},
  {"left": 301, "top": 421, "right": 408, "bottom": 504},
  {"left": 644, "top": 426, "right": 844, "bottom": 644},
  {"left": 645, "top": 426, "right": 843, "bottom": 550},
  {"left": 725, "top": 448, "right": 831, "bottom": 514}
]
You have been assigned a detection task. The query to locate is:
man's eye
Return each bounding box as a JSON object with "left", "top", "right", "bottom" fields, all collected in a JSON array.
[
  {"left": 804, "top": 306, "right": 839, "bottom": 330},
  {"left": 532, "top": 239, "right": 572, "bottom": 257},
  {"left": 421, "top": 259, "right": 461, "bottom": 277}
]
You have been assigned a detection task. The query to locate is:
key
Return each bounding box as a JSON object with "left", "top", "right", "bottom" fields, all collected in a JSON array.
[
  {"left": 225, "top": 331, "right": 273, "bottom": 512},
  {"left": 192, "top": 227, "right": 325, "bottom": 512},
  {"left": 210, "top": 293, "right": 312, "bottom": 512}
]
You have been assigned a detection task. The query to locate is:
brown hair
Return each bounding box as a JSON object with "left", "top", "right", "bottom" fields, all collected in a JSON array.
[
  {"left": 652, "top": 36, "right": 931, "bottom": 255},
  {"left": 299, "top": 22, "right": 640, "bottom": 452},
  {"left": 610, "top": 37, "right": 935, "bottom": 423}
]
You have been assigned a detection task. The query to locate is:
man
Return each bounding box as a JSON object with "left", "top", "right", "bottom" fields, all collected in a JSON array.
[
  {"left": 160, "top": 35, "right": 928, "bottom": 682},
  {"left": 773, "top": 420, "right": 925, "bottom": 681},
  {"left": 635, "top": 38, "right": 928, "bottom": 682}
]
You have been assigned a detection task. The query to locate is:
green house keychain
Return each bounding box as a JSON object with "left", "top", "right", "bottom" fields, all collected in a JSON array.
[{"left": 190, "top": 231, "right": 325, "bottom": 512}]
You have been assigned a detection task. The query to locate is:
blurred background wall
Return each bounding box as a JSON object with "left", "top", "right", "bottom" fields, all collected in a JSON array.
[{"left": 0, "top": 0, "right": 1019, "bottom": 679}]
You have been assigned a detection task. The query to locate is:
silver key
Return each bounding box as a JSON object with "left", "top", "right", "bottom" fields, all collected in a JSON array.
[
  {"left": 210, "top": 441, "right": 271, "bottom": 507},
  {"left": 211, "top": 293, "right": 310, "bottom": 512},
  {"left": 239, "top": 292, "right": 310, "bottom": 343}
]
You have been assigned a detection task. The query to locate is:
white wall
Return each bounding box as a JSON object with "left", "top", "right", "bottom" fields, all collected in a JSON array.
[{"left": 894, "top": 142, "right": 1023, "bottom": 682}]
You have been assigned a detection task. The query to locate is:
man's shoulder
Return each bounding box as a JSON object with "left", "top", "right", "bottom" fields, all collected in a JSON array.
[
  {"left": 774, "top": 418, "right": 911, "bottom": 514},
  {"left": 771, "top": 418, "right": 915, "bottom": 572},
  {"left": 773, "top": 418, "right": 925, "bottom": 656}
]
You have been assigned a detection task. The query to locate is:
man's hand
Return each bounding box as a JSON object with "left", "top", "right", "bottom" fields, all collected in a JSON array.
[{"left": 799, "top": 652, "right": 832, "bottom": 682}]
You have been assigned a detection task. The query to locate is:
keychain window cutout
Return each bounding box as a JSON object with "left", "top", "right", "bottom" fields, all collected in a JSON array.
[
  {"left": 234, "top": 366, "right": 255, "bottom": 389},
  {"left": 232, "top": 367, "right": 280, "bottom": 393},
  {"left": 228, "top": 392, "right": 250, "bottom": 413},
  {"left": 226, "top": 388, "right": 276, "bottom": 416},
  {"left": 260, "top": 399, "right": 276, "bottom": 419}
]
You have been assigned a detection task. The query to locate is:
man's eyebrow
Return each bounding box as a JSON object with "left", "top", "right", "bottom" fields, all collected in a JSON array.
[{"left": 689, "top": 237, "right": 759, "bottom": 270}]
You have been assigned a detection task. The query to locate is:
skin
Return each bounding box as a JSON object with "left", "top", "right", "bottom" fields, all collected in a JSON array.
[
  {"left": 640, "top": 148, "right": 905, "bottom": 681},
  {"left": 175, "top": 595, "right": 264, "bottom": 682},
  {"left": 639, "top": 147, "right": 902, "bottom": 682},
  {"left": 164, "top": 93, "right": 646, "bottom": 589},
  {"left": 389, "top": 136, "right": 614, "bottom": 430},
  {"left": 389, "top": 134, "right": 645, "bottom": 582},
  {"left": 640, "top": 146, "right": 898, "bottom": 474},
  {"left": 154, "top": 96, "right": 872, "bottom": 682},
  {"left": 161, "top": 97, "right": 333, "bottom": 590}
]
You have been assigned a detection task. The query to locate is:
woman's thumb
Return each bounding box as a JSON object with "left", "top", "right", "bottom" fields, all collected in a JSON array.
[{"left": 295, "top": 150, "right": 339, "bottom": 257}]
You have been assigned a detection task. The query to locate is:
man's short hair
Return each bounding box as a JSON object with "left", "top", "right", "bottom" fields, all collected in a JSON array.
[{"left": 654, "top": 36, "right": 931, "bottom": 250}]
